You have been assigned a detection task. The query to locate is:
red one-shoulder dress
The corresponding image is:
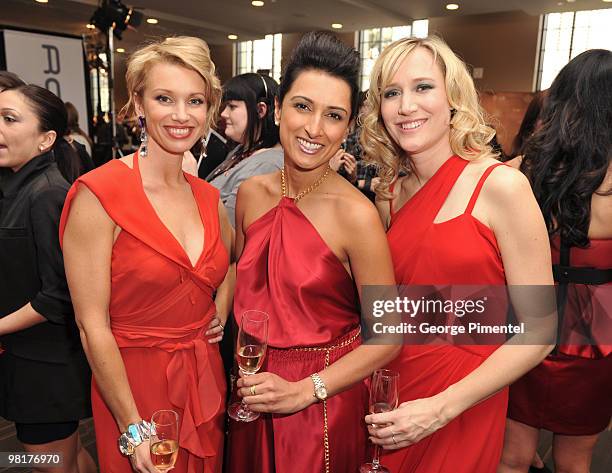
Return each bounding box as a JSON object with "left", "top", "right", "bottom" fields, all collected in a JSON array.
[{"left": 383, "top": 156, "right": 508, "bottom": 473}]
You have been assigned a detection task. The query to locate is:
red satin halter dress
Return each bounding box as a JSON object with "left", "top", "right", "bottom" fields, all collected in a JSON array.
[
  {"left": 59, "top": 153, "right": 228, "bottom": 473},
  {"left": 382, "top": 156, "right": 508, "bottom": 473},
  {"left": 226, "top": 196, "right": 368, "bottom": 473}
]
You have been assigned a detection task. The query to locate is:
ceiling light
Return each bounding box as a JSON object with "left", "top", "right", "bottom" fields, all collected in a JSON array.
[
  {"left": 602, "top": 0, "right": 612, "bottom": 3},
  {"left": 331, "top": 23, "right": 343, "bottom": 29},
  {"left": 252, "top": 0, "right": 265, "bottom": 6},
  {"left": 35, "top": 0, "right": 49, "bottom": 3},
  {"left": 566, "top": 0, "right": 576, "bottom": 2},
  {"left": 116, "top": 48, "right": 125, "bottom": 53},
  {"left": 146, "top": 18, "right": 159, "bottom": 24},
  {"left": 446, "top": 3, "right": 459, "bottom": 10},
  {"left": 86, "top": 23, "right": 96, "bottom": 29},
  {"left": 228, "top": 34, "right": 238, "bottom": 40}
]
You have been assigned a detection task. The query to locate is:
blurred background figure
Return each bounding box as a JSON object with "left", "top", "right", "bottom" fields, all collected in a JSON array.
[
  {"left": 205, "top": 72, "right": 282, "bottom": 227},
  {"left": 501, "top": 49, "right": 612, "bottom": 473},
  {"left": 0, "top": 75, "right": 94, "bottom": 473}
]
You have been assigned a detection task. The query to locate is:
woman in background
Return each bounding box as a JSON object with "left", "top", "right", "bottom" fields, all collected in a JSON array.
[
  {"left": 500, "top": 49, "right": 612, "bottom": 473},
  {"left": 0, "top": 80, "right": 94, "bottom": 473},
  {"left": 206, "top": 72, "right": 282, "bottom": 227}
]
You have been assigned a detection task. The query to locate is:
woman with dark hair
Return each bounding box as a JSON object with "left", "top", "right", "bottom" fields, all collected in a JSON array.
[
  {"left": 65, "top": 101, "right": 93, "bottom": 156},
  {"left": 226, "top": 32, "right": 399, "bottom": 473},
  {"left": 500, "top": 49, "right": 612, "bottom": 473},
  {"left": 0, "top": 82, "right": 94, "bottom": 472},
  {"left": 206, "top": 73, "right": 283, "bottom": 227}
]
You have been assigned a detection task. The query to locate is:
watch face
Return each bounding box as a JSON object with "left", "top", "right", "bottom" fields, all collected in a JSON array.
[{"left": 316, "top": 386, "right": 328, "bottom": 400}]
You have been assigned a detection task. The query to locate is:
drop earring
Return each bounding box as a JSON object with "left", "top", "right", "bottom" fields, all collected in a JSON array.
[
  {"left": 138, "top": 115, "right": 148, "bottom": 157},
  {"left": 198, "top": 135, "right": 207, "bottom": 163}
]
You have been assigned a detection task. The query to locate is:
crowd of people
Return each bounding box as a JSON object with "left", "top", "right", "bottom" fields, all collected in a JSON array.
[{"left": 0, "top": 29, "right": 609, "bottom": 473}]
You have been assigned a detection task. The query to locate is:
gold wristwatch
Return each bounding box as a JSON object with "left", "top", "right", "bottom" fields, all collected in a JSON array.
[{"left": 310, "top": 373, "right": 328, "bottom": 401}]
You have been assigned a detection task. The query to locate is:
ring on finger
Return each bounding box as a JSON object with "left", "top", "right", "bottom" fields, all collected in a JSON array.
[
  {"left": 250, "top": 385, "right": 257, "bottom": 396},
  {"left": 391, "top": 432, "right": 397, "bottom": 444}
]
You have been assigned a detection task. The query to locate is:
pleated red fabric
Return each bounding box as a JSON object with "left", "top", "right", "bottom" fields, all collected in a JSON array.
[
  {"left": 59, "top": 153, "right": 228, "bottom": 473},
  {"left": 227, "top": 197, "right": 368, "bottom": 473},
  {"left": 383, "top": 156, "right": 508, "bottom": 473}
]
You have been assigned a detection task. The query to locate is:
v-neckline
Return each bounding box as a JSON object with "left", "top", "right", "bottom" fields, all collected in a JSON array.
[{"left": 132, "top": 152, "right": 206, "bottom": 269}]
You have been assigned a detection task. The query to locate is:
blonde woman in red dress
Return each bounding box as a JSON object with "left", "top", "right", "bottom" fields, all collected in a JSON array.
[
  {"left": 360, "top": 36, "right": 555, "bottom": 473},
  {"left": 61, "top": 37, "right": 233, "bottom": 473}
]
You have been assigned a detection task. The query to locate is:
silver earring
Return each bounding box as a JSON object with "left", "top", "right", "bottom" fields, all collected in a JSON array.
[{"left": 138, "top": 116, "right": 148, "bottom": 157}]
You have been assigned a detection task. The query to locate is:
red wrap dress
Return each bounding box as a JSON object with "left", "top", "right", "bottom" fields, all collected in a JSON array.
[
  {"left": 226, "top": 196, "right": 368, "bottom": 473},
  {"left": 59, "top": 153, "right": 228, "bottom": 473},
  {"left": 383, "top": 155, "right": 508, "bottom": 473}
]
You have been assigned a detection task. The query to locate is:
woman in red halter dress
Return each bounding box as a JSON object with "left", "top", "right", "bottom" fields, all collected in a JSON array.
[
  {"left": 500, "top": 49, "right": 612, "bottom": 473},
  {"left": 60, "top": 38, "right": 233, "bottom": 473},
  {"left": 360, "top": 36, "right": 555, "bottom": 473},
  {"left": 225, "top": 32, "right": 400, "bottom": 473}
]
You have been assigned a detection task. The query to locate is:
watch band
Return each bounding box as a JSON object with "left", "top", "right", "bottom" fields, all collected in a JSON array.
[
  {"left": 310, "top": 372, "right": 327, "bottom": 400},
  {"left": 118, "top": 420, "right": 152, "bottom": 456}
]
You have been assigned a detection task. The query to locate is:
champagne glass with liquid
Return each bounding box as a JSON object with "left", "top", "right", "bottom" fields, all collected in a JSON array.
[
  {"left": 150, "top": 409, "right": 179, "bottom": 471},
  {"left": 228, "top": 310, "right": 269, "bottom": 422},
  {"left": 359, "top": 369, "right": 400, "bottom": 473}
]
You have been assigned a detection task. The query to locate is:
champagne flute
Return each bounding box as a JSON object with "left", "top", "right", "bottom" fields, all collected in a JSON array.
[
  {"left": 228, "top": 310, "right": 269, "bottom": 422},
  {"left": 149, "top": 409, "right": 179, "bottom": 471},
  {"left": 359, "top": 369, "right": 400, "bottom": 473}
]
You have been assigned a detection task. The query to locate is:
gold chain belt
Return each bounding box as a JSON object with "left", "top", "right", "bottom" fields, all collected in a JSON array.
[{"left": 290, "top": 327, "right": 361, "bottom": 473}]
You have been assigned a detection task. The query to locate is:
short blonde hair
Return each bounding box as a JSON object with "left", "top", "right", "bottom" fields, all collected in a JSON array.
[
  {"left": 360, "top": 36, "right": 497, "bottom": 199},
  {"left": 120, "top": 36, "right": 221, "bottom": 134}
]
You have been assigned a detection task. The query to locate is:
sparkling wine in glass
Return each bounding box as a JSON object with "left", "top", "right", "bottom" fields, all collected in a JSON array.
[
  {"left": 228, "top": 310, "right": 269, "bottom": 422},
  {"left": 150, "top": 409, "right": 179, "bottom": 471},
  {"left": 359, "top": 369, "right": 399, "bottom": 473}
]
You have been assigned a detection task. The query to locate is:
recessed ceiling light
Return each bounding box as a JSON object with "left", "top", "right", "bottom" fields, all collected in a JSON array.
[
  {"left": 116, "top": 48, "right": 125, "bottom": 53},
  {"left": 252, "top": 0, "right": 265, "bottom": 6},
  {"left": 446, "top": 3, "right": 459, "bottom": 10},
  {"left": 86, "top": 23, "right": 95, "bottom": 29},
  {"left": 35, "top": 0, "right": 48, "bottom": 3},
  {"left": 566, "top": 0, "right": 576, "bottom": 2},
  {"left": 146, "top": 18, "right": 159, "bottom": 24},
  {"left": 228, "top": 34, "right": 238, "bottom": 40},
  {"left": 331, "top": 23, "right": 343, "bottom": 29},
  {"left": 602, "top": 0, "right": 612, "bottom": 3}
]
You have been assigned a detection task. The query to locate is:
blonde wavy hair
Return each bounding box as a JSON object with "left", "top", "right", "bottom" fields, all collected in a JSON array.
[
  {"left": 360, "top": 35, "right": 497, "bottom": 199},
  {"left": 119, "top": 36, "right": 221, "bottom": 135}
]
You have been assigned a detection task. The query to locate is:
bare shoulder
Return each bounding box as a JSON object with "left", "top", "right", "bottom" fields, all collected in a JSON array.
[
  {"left": 332, "top": 178, "right": 384, "bottom": 233},
  {"left": 238, "top": 171, "right": 280, "bottom": 201},
  {"left": 481, "top": 162, "right": 531, "bottom": 201}
]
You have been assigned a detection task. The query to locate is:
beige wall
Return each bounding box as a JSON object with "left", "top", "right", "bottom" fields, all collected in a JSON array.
[
  {"left": 209, "top": 43, "right": 234, "bottom": 84},
  {"left": 429, "top": 11, "right": 540, "bottom": 93}
]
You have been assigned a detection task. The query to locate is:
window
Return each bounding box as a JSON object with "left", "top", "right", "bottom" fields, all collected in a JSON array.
[
  {"left": 235, "top": 34, "right": 282, "bottom": 82},
  {"left": 537, "top": 8, "right": 612, "bottom": 90},
  {"left": 358, "top": 20, "right": 429, "bottom": 90}
]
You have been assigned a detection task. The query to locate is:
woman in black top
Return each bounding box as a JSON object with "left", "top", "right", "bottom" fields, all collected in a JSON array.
[{"left": 0, "top": 80, "right": 94, "bottom": 472}]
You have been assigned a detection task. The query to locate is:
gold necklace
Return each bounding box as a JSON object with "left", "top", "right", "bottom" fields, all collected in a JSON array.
[{"left": 280, "top": 165, "right": 332, "bottom": 202}]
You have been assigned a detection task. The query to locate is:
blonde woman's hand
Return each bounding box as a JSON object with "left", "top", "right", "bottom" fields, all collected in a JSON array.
[
  {"left": 129, "top": 442, "right": 160, "bottom": 473},
  {"left": 365, "top": 395, "right": 453, "bottom": 449},
  {"left": 205, "top": 315, "right": 225, "bottom": 344},
  {"left": 329, "top": 148, "right": 345, "bottom": 172}
]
